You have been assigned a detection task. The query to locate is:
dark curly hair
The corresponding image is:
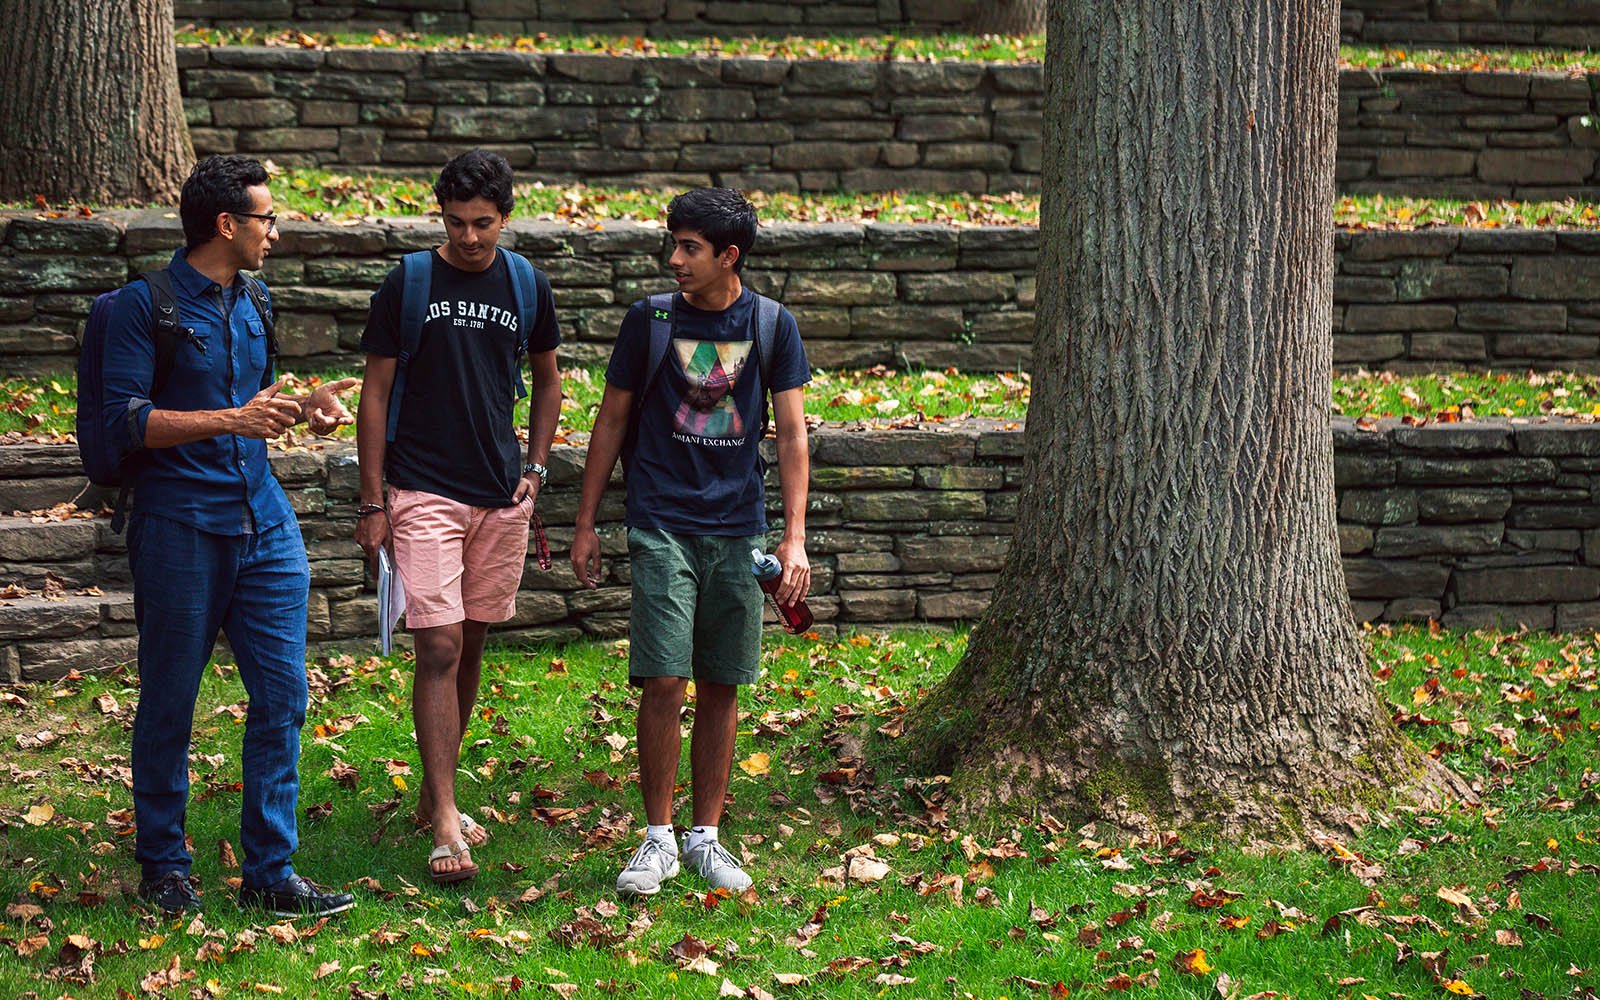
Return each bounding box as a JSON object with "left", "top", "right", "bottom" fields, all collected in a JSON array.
[
  {"left": 179, "top": 155, "right": 270, "bottom": 250},
  {"left": 666, "top": 188, "right": 758, "bottom": 273},
  {"left": 434, "top": 148, "right": 516, "bottom": 216}
]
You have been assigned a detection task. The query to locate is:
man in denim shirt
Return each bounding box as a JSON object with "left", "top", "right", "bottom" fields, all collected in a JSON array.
[{"left": 101, "top": 156, "right": 358, "bottom": 918}]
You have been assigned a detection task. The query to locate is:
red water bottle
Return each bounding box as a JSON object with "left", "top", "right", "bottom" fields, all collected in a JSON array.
[{"left": 751, "top": 548, "right": 814, "bottom": 634}]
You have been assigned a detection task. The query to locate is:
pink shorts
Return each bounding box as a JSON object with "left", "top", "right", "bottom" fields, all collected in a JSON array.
[{"left": 389, "top": 487, "right": 532, "bottom": 630}]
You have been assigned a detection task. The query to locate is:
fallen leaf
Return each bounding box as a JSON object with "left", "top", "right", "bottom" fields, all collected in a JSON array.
[
  {"left": 738, "top": 752, "right": 771, "bottom": 777},
  {"left": 1174, "top": 948, "right": 1213, "bottom": 975}
]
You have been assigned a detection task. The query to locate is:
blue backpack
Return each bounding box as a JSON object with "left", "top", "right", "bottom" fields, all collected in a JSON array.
[
  {"left": 77, "top": 268, "right": 275, "bottom": 530},
  {"left": 384, "top": 248, "right": 540, "bottom": 442}
]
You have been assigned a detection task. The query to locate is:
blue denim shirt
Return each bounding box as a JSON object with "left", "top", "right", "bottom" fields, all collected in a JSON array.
[{"left": 101, "top": 248, "right": 293, "bottom": 535}]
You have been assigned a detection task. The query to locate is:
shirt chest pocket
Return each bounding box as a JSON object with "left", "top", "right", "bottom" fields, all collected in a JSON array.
[
  {"left": 176, "top": 324, "right": 216, "bottom": 374},
  {"left": 243, "top": 317, "right": 270, "bottom": 376}
]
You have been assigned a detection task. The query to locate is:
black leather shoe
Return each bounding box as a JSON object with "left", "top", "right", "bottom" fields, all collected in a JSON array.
[
  {"left": 138, "top": 871, "right": 202, "bottom": 916},
  {"left": 238, "top": 873, "right": 355, "bottom": 917}
]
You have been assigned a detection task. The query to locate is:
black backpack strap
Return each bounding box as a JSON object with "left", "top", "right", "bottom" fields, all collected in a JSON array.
[
  {"left": 751, "top": 292, "right": 781, "bottom": 438},
  {"left": 139, "top": 269, "right": 182, "bottom": 399},
  {"left": 237, "top": 272, "right": 277, "bottom": 390},
  {"left": 116, "top": 269, "right": 182, "bottom": 533}
]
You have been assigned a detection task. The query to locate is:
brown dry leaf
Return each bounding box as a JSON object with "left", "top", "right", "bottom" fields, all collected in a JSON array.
[
  {"left": 95, "top": 693, "right": 120, "bottom": 715},
  {"left": 774, "top": 973, "right": 810, "bottom": 986},
  {"left": 847, "top": 855, "right": 890, "bottom": 884},
  {"left": 140, "top": 954, "right": 189, "bottom": 993},
  {"left": 668, "top": 933, "right": 713, "bottom": 962},
  {"left": 313, "top": 961, "right": 341, "bottom": 980},
  {"left": 23, "top": 802, "right": 54, "bottom": 826},
  {"left": 16, "top": 933, "right": 49, "bottom": 957},
  {"left": 218, "top": 839, "right": 238, "bottom": 869},
  {"left": 874, "top": 974, "right": 916, "bottom": 986},
  {"left": 684, "top": 954, "right": 721, "bottom": 976},
  {"left": 265, "top": 923, "right": 299, "bottom": 945},
  {"left": 549, "top": 985, "right": 579, "bottom": 999},
  {"left": 1494, "top": 929, "right": 1523, "bottom": 947},
  {"left": 326, "top": 760, "right": 359, "bottom": 789}
]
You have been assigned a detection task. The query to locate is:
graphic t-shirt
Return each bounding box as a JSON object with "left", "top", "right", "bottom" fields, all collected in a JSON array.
[
  {"left": 606, "top": 288, "right": 809, "bottom": 536},
  {"left": 361, "top": 249, "right": 560, "bottom": 507}
]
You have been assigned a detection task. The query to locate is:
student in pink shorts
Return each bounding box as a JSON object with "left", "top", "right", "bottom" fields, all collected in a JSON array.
[{"left": 353, "top": 150, "right": 562, "bottom": 884}]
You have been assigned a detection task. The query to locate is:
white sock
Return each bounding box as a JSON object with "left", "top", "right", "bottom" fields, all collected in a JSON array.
[
  {"left": 685, "top": 825, "right": 718, "bottom": 853},
  {"left": 646, "top": 824, "right": 676, "bottom": 849}
]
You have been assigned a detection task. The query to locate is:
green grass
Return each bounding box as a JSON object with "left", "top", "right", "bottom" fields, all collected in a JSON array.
[
  {"left": 173, "top": 26, "right": 1600, "bottom": 72},
  {"left": 1339, "top": 45, "right": 1600, "bottom": 72},
  {"left": 11, "top": 368, "right": 1600, "bottom": 445},
  {"left": 0, "top": 367, "right": 1034, "bottom": 442},
  {"left": 0, "top": 624, "right": 1593, "bottom": 997},
  {"left": 176, "top": 26, "right": 1047, "bottom": 62},
  {"left": 1333, "top": 369, "right": 1600, "bottom": 422},
  {"left": 13, "top": 172, "right": 1600, "bottom": 230}
]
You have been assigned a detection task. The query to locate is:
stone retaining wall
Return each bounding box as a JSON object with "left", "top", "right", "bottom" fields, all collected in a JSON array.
[
  {"left": 174, "top": 0, "right": 973, "bottom": 36},
  {"left": 1342, "top": 0, "right": 1600, "bottom": 50},
  {"left": 4, "top": 214, "right": 1600, "bottom": 376},
  {"left": 2, "top": 417, "right": 1598, "bottom": 681},
  {"left": 173, "top": 47, "right": 1600, "bottom": 200}
]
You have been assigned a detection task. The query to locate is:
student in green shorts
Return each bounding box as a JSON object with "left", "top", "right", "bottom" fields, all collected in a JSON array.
[{"left": 570, "top": 188, "right": 811, "bottom": 898}]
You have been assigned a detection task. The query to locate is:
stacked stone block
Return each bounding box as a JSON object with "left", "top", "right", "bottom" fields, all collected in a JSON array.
[
  {"left": 173, "top": 0, "right": 974, "bottom": 36},
  {"left": 1334, "top": 228, "right": 1600, "bottom": 371},
  {"left": 171, "top": 47, "right": 1600, "bottom": 200},
  {"left": 1337, "top": 420, "right": 1600, "bottom": 631},
  {"left": 7, "top": 214, "right": 1600, "bottom": 376},
  {"left": 4, "top": 416, "right": 1599, "bottom": 680},
  {"left": 1342, "top": 0, "right": 1600, "bottom": 49}
]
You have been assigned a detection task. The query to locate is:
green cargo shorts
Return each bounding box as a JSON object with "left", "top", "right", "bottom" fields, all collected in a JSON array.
[{"left": 626, "top": 526, "right": 765, "bottom": 687}]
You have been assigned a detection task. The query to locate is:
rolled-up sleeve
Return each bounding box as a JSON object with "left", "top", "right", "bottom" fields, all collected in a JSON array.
[{"left": 101, "top": 281, "right": 156, "bottom": 456}]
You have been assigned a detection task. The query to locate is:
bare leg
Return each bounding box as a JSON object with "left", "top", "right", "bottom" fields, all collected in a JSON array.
[
  {"left": 689, "top": 681, "right": 739, "bottom": 827},
  {"left": 416, "top": 619, "right": 491, "bottom": 845},
  {"left": 636, "top": 677, "right": 689, "bottom": 827},
  {"left": 412, "top": 623, "right": 470, "bottom": 875}
]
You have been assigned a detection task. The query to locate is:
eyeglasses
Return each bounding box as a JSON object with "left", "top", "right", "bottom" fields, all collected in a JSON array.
[{"left": 231, "top": 211, "right": 278, "bottom": 229}]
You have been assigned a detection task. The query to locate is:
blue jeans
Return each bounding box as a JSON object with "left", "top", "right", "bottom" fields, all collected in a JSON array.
[{"left": 128, "top": 513, "right": 310, "bottom": 888}]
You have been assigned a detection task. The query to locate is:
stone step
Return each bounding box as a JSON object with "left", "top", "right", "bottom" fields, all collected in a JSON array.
[
  {"left": 0, "top": 588, "right": 136, "bottom": 683},
  {"left": 0, "top": 446, "right": 105, "bottom": 513},
  {"left": 0, "top": 515, "right": 119, "bottom": 591}
]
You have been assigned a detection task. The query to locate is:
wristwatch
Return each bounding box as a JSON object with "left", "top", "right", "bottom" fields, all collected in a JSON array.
[{"left": 522, "top": 461, "right": 548, "bottom": 486}]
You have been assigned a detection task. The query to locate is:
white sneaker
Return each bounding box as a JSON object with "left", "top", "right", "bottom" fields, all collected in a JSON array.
[
  {"left": 616, "top": 836, "right": 680, "bottom": 898},
  {"left": 683, "top": 837, "right": 752, "bottom": 893}
]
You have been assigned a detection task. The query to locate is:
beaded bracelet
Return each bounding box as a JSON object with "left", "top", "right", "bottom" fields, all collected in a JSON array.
[{"left": 355, "top": 503, "right": 387, "bottom": 518}]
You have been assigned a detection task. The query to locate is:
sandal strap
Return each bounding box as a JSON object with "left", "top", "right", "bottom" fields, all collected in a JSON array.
[{"left": 429, "top": 840, "right": 470, "bottom": 862}]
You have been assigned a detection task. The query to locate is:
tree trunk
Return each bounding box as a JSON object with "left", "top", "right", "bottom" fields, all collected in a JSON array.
[
  {"left": 909, "top": 0, "right": 1469, "bottom": 841},
  {"left": 0, "top": 0, "right": 193, "bottom": 204},
  {"left": 963, "top": 0, "right": 1047, "bottom": 35}
]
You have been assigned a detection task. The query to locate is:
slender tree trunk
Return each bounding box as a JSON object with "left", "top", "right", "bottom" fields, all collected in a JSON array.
[
  {"left": 909, "top": 0, "right": 1468, "bottom": 841},
  {"left": 0, "top": 0, "right": 193, "bottom": 204},
  {"left": 963, "top": 0, "right": 1047, "bottom": 35}
]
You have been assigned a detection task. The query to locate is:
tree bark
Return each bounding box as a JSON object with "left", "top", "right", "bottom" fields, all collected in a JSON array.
[
  {"left": 963, "top": 0, "right": 1047, "bottom": 35},
  {"left": 909, "top": 0, "right": 1469, "bottom": 841},
  {"left": 0, "top": 0, "right": 193, "bottom": 204}
]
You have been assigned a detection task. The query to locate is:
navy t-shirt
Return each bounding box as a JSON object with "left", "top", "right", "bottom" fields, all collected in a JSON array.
[
  {"left": 361, "top": 249, "right": 560, "bottom": 507},
  {"left": 606, "top": 288, "right": 809, "bottom": 536}
]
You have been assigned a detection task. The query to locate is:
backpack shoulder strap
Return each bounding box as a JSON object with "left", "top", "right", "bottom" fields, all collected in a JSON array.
[
  {"left": 237, "top": 272, "right": 277, "bottom": 389},
  {"left": 626, "top": 292, "right": 676, "bottom": 441},
  {"left": 387, "top": 250, "right": 434, "bottom": 443},
  {"left": 138, "top": 269, "right": 182, "bottom": 400},
  {"left": 752, "top": 292, "right": 779, "bottom": 397},
  {"left": 504, "top": 250, "right": 538, "bottom": 401}
]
